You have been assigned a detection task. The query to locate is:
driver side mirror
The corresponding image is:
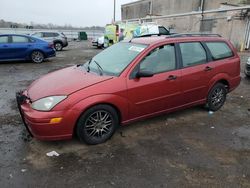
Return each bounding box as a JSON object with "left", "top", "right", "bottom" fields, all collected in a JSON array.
[{"left": 136, "top": 70, "right": 154, "bottom": 78}]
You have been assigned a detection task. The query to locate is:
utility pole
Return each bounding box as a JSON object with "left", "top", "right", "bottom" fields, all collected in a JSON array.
[{"left": 114, "top": 0, "right": 116, "bottom": 22}]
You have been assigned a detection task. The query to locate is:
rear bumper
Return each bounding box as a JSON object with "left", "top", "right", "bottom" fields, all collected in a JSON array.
[
  {"left": 229, "top": 76, "right": 241, "bottom": 92},
  {"left": 16, "top": 91, "right": 78, "bottom": 141},
  {"left": 45, "top": 49, "right": 56, "bottom": 58},
  {"left": 63, "top": 41, "right": 68, "bottom": 47}
]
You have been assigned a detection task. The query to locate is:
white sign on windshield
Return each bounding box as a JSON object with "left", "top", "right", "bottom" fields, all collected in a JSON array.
[{"left": 129, "top": 46, "right": 145, "bottom": 52}]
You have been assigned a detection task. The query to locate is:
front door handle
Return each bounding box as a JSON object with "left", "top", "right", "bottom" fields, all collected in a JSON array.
[
  {"left": 204, "top": 66, "right": 213, "bottom": 71},
  {"left": 3, "top": 45, "right": 8, "bottom": 47},
  {"left": 167, "top": 75, "right": 177, "bottom": 80}
]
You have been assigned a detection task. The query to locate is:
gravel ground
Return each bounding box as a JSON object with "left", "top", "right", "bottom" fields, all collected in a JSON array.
[{"left": 0, "top": 41, "right": 250, "bottom": 188}]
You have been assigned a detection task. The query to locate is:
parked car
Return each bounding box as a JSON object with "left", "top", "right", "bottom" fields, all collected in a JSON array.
[
  {"left": 31, "top": 31, "right": 68, "bottom": 51},
  {"left": 245, "top": 57, "right": 250, "bottom": 77},
  {"left": 16, "top": 34, "right": 241, "bottom": 145},
  {"left": 92, "top": 36, "right": 104, "bottom": 48},
  {"left": 0, "top": 34, "right": 55, "bottom": 63},
  {"left": 104, "top": 23, "right": 170, "bottom": 47}
]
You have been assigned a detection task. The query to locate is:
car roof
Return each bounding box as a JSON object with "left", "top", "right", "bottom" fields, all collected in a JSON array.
[
  {"left": 35, "top": 31, "right": 59, "bottom": 33},
  {"left": 0, "top": 34, "right": 30, "bottom": 37},
  {"left": 129, "top": 35, "right": 227, "bottom": 46}
]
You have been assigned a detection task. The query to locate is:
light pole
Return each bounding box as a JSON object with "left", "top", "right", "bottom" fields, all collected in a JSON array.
[{"left": 114, "top": 0, "right": 116, "bottom": 22}]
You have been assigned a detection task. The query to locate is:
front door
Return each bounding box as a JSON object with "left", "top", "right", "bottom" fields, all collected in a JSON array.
[
  {"left": 0, "top": 35, "right": 11, "bottom": 60},
  {"left": 126, "top": 44, "right": 182, "bottom": 120}
]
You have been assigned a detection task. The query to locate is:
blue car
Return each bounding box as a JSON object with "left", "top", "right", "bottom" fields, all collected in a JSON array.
[{"left": 0, "top": 34, "right": 56, "bottom": 63}]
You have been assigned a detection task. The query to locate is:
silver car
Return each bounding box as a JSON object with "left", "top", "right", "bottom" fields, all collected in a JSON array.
[{"left": 31, "top": 31, "right": 68, "bottom": 51}]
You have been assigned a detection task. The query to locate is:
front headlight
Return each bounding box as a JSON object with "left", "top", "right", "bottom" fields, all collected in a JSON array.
[
  {"left": 31, "top": 96, "right": 67, "bottom": 111},
  {"left": 247, "top": 57, "right": 250, "bottom": 65}
]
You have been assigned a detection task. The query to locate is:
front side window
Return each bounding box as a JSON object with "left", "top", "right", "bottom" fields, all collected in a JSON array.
[
  {"left": 0, "top": 36, "right": 8, "bottom": 43},
  {"left": 206, "top": 42, "right": 233, "bottom": 60},
  {"left": 12, "top": 36, "right": 29, "bottom": 43},
  {"left": 180, "top": 42, "right": 207, "bottom": 67},
  {"left": 140, "top": 44, "right": 176, "bottom": 74},
  {"left": 84, "top": 42, "right": 147, "bottom": 76}
]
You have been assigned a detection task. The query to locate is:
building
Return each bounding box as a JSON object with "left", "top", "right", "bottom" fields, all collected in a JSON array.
[{"left": 121, "top": 0, "right": 250, "bottom": 50}]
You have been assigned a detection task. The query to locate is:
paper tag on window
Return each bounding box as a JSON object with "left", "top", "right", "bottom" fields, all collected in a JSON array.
[{"left": 129, "top": 46, "right": 145, "bottom": 52}]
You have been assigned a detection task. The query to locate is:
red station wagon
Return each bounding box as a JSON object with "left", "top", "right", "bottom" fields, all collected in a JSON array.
[{"left": 17, "top": 34, "right": 241, "bottom": 145}]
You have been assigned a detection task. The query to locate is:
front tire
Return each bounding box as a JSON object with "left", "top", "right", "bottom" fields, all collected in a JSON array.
[
  {"left": 76, "top": 105, "right": 119, "bottom": 145},
  {"left": 206, "top": 83, "right": 227, "bottom": 111},
  {"left": 31, "top": 51, "right": 44, "bottom": 63}
]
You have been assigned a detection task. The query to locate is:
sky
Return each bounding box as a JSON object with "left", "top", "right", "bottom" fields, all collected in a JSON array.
[{"left": 0, "top": 0, "right": 138, "bottom": 27}]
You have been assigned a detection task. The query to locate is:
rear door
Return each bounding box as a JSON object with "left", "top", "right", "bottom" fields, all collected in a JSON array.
[
  {"left": 204, "top": 41, "right": 238, "bottom": 80},
  {"left": 0, "top": 35, "right": 11, "bottom": 60},
  {"left": 9, "top": 36, "right": 33, "bottom": 59},
  {"left": 42, "top": 32, "right": 54, "bottom": 42},
  {"left": 178, "top": 42, "right": 211, "bottom": 104},
  {"left": 126, "top": 43, "right": 182, "bottom": 119}
]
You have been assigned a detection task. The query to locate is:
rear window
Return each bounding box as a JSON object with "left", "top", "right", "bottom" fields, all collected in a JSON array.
[{"left": 206, "top": 42, "right": 233, "bottom": 60}]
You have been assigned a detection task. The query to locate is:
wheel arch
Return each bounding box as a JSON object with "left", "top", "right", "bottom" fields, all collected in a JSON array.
[
  {"left": 29, "top": 49, "right": 45, "bottom": 60},
  {"left": 71, "top": 94, "right": 128, "bottom": 136},
  {"left": 208, "top": 73, "right": 230, "bottom": 94}
]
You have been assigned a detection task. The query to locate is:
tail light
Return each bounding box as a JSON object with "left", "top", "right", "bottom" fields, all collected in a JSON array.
[{"left": 48, "top": 43, "right": 54, "bottom": 48}]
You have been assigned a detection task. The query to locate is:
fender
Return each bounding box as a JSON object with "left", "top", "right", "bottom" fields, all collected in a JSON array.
[
  {"left": 207, "top": 73, "right": 230, "bottom": 93},
  {"left": 71, "top": 94, "right": 129, "bottom": 123}
]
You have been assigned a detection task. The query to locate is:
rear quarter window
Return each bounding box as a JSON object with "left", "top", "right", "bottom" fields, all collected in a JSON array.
[{"left": 206, "top": 42, "right": 233, "bottom": 60}]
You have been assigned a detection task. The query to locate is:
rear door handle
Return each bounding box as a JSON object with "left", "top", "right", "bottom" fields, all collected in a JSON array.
[
  {"left": 204, "top": 66, "right": 213, "bottom": 71},
  {"left": 167, "top": 75, "right": 177, "bottom": 80},
  {"left": 3, "top": 45, "right": 8, "bottom": 47}
]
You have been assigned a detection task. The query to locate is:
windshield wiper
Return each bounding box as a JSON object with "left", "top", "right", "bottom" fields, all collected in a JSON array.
[{"left": 87, "top": 59, "right": 103, "bottom": 76}]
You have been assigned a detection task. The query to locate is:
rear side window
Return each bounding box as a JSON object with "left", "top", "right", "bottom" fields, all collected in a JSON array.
[
  {"left": 12, "top": 36, "right": 29, "bottom": 43},
  {"left": 206, "top": 42, "right": 233, "bottom": 60},
  {"left": 180, "top": 42, "right": 207, "bottom": 67},
  {"left": 0, "top": 36, "right": 8, "bottom": 43},
  {"left": 33, "top": 32, "right": 43, "bottom": 38},
  {"left": 44, "top": 32, "right": 55, "bottom": 37}
]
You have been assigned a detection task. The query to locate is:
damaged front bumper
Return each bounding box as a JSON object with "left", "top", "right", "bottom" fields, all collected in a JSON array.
[{"left": 16, "top": 91, "right": 33, "bottom": 137}]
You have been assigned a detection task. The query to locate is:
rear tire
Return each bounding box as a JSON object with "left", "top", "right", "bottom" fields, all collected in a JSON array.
[
  {"left": 206, "top": 83, "right": 227, "bottom": 111},
  {"left": 76, "top": 105, "right": 119, "bottom": 145},
  {"left": 31, "top": 51, "right": 44, "bottom": 63},
  {"left": 54, "top": 42, "right": 63, "bottom": 51}
]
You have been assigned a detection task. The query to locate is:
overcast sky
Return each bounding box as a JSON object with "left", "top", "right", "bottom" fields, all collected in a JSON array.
[{"left": 0, "top": 0, "right": 137, "bottom": 27}]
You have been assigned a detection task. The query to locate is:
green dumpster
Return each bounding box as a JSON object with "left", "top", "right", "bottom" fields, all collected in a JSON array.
[{"left": 79, "top": 31, "right": 88, "bottom": 40}]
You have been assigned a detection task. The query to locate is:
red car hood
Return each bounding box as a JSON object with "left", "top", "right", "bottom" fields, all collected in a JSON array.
[{"left": 27, "top": 66, "right": 113, "bottom": 101}]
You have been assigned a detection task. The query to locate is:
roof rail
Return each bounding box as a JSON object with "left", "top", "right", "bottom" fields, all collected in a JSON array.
[
  {"left": 167, "top": 33, "right": 222, "bottom": 38},
  {"left": 134, "top": 33, "right": 170, "bottom": 38}
]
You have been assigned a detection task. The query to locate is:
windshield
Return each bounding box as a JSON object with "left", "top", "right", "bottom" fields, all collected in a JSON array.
[{"left": 84, "top": 42, "right": 147, "bottom": 76}]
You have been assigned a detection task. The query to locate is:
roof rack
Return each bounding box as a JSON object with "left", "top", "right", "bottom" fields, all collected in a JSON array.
[{"left": 167, "top": 33, "right": 222, "bottom": 38}]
